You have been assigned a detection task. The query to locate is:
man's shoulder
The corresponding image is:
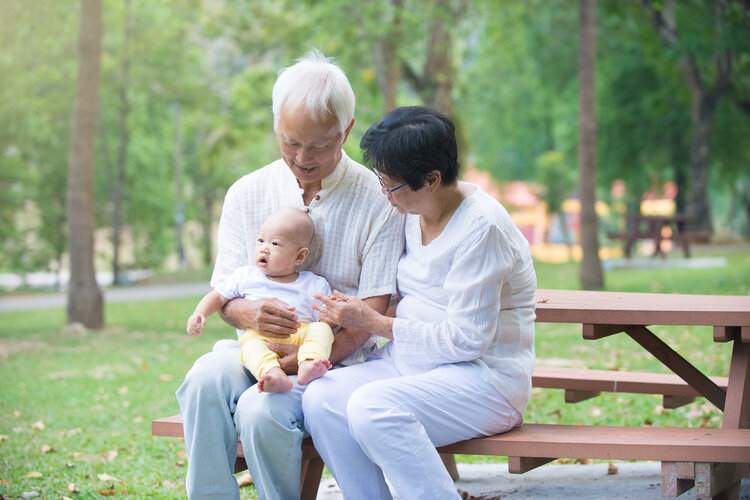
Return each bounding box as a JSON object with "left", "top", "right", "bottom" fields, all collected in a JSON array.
[{"left": 339, "top": 156, "right": 391, "bottom": 207}]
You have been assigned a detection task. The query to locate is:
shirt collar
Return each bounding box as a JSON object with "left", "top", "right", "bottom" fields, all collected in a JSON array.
[{"left": 320, "top": 150, "right": 350, "bottom": 192}]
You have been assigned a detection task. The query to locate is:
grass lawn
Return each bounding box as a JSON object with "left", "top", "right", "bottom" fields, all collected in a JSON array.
[{"left": 1, "top": 244, "right": 748, "bottom": 498}]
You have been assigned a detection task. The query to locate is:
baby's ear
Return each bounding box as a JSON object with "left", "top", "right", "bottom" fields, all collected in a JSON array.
[{"left": 296, "top": 246, "right": 310, "bottom": 265}]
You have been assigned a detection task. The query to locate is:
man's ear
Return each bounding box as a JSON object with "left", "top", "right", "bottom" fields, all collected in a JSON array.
[
  {"left": 296, "top": 247, "right": 310, "bottom": 266},
  {"left": 341, "top": 118, "right": 355, "bottom": 144}
]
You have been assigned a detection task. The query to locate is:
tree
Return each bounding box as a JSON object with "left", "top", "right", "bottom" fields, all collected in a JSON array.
[
  {"left": 578, "top": 0, "right": 604, "bottom": 290},
  {"left": 67, "top": 0, "right": 104, "bottom": 328},
  {"left": 642, "top": 0, "right": 736, "bottom": 233}
]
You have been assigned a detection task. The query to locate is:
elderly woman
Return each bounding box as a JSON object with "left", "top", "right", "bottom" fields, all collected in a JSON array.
[{"left": 302, "top": 106, "right": 537, "bottom": 499}]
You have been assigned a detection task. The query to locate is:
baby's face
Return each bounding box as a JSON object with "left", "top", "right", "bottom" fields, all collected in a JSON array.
[{"left": 254, "top": 222, "right": 305, "bottom": 278}]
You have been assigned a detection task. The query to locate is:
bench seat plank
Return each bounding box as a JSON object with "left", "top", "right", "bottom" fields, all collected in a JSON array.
[
  {"left": 533, "top": 366, "right": 728, "bottom": 398},
  {"left": 153, "top": 416, "right": 750, "bottom": 464}
]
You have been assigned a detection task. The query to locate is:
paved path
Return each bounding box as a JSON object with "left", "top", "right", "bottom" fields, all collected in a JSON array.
[
  {"left": 0, "top": 282, "right": 209, "bottom": 313},
  {"left": 317, "top": 462, "right": 750, "bottom": 499}
]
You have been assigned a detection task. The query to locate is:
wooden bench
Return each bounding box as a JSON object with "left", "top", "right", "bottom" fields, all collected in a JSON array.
[
  {"left": 533, "top": 366, "right": 728, "bottom": 408},
  {"left": 152, "top": 414, "right": 750, "bottom": 499}
]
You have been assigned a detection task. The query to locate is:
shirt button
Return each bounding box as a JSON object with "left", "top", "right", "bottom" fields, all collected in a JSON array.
[
  {"left": 305, "top": 208, "right": 311, "bottom": 213},
  {"left": 315, "top": 195, "right": 320, "bottom": 200}
]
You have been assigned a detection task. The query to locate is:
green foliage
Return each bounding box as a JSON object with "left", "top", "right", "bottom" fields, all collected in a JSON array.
[{"left": 535, "top": 151, "right": 575, "bottom": 214}]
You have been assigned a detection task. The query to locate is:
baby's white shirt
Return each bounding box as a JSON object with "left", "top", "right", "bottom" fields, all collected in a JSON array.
[{"left": 214, "top": 266, "right": 332, "bottom": 323}]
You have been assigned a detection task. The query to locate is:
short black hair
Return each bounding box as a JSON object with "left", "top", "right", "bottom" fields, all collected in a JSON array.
[{"left": 360, "top": 106, "right": 459, "bottom": 190}]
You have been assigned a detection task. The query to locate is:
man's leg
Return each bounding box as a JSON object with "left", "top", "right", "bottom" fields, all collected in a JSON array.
[
  {"left": 302, "top": 358, "right": 400, "bottom": 500},
  {"left": 234, "top": 377, "right": 308, "bottom": 500},
  {"left": 346, "top": 362, "right": 522, "bottom": 500},
  {"left": 176, "top": 340, "right": 254, "bottom": 500}
]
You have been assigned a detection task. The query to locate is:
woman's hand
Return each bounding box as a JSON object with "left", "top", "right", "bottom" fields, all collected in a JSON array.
[{"left": 314, "top": 292, "right": 394, "bottom": 339}]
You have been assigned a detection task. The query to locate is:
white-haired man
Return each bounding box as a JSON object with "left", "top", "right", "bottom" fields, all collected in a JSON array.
[{"left": 176, "top": 52, "right": 405, "bottom": 499}]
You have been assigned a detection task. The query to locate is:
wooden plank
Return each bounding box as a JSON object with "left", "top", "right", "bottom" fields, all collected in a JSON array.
[
  {"left": 532, "top": 366, "right": 728, "bottom": 398},
  {"left": 565, "top": 389, "right": 600, "bottom": 403},
  {"left": 508, "top": 456, "right": 555, "bottom": 474},
  {"left": 722, "top": 341, "right": 750, "bottom": 430},
  {"left": 625, "top": 326, "right": 726, "bottom": 410},
  {"left": 437, "top": 425, "right": 750, "bottom": 463},
  {"left": 582, "top": 324, "right": 625, "bottom": 340},
  {"left": 440, "top": 454, "right": 459, "bottom": 481},
  {"left": 743, "top": 326, "right": 750, "bottom": 344},
  {"left": 714, "top": 326, "right": 738, "bottom": 343},
  {"left": 300, "top": 457, "right": 324, "bottom": 500},
  {"left": 662, "top": 395, "right": 695, "bottom": 409},
  {"left": 534, "top": 289, "right": 750, "bottom": 328}
]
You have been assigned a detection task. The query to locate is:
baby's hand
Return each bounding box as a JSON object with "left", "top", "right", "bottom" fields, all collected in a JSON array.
[{"left": 186, "top": 312, "right": 206, "bottom": 336}]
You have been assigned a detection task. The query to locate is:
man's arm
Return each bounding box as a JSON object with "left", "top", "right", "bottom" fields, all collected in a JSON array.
[
  {"left": 220, "top": 297, "right": 299, "bottom": 336},
  {"left": 275, "top": 294, "right": 389, "bottom": 374}
]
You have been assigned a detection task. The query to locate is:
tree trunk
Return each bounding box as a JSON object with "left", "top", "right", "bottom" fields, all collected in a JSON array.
[
  {"left": 578, "top": 0, "right": 604, "bottom": 290},
  {"left": 112, "top": 0, "right": 132, "bottom": 285},
  {"left": 66, "top": 0, "right": 103, "bottom": 328},
  {"left": 201, "top": 195, "right": 214, "bottom": 268},
  {"left": 174, "top": 103, "right": 187, "bottom": 269},
  {"left": 374, "top": 0, "right": 402, "bottom": 112},
  {"left": 685, "top": 93, "right": 715, "bottom": 232}
]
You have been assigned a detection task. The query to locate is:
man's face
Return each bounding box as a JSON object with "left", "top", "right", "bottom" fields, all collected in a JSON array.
[{"left": 276, "top": 108, "right": 351, "bottom": 188}]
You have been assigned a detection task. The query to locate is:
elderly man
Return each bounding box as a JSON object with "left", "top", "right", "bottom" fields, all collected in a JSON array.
[{"left": 176, "top": 52, "right": 404, "bottom": 500}]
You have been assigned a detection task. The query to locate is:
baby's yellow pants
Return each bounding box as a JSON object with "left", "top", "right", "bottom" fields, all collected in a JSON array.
[{"left": 239, "top": 322, "right": 334, "bottom": 380}]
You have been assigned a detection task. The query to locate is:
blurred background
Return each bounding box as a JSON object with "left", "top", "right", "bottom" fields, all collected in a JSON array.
[{"left": 1, "top": 0, "right": 749, "bottom": 298}]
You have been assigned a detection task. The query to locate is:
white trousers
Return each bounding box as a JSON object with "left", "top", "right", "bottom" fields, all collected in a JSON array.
[{"left": 301, "top": 349, "right": 522, "bottom": 500}]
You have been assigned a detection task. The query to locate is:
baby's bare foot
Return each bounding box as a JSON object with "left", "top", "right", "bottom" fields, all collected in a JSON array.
[
  {"left": 297, "top": 358, "right": 332, "bottom": 385},
  {"left": 258, "top": 367, "right": 293, "bottom": 393}
]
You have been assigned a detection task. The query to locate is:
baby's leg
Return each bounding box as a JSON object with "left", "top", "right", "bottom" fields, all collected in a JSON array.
[
  {"left": 240, "top": 331, "right": 292, "bottom": 393},
  {"left": 297, "top": 322, "right": 334, "bottom": 385}
]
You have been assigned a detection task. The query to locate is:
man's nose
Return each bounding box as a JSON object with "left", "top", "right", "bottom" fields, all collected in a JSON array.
[{"left": 296, "top": 147, "right": 312, "bottom": 164}]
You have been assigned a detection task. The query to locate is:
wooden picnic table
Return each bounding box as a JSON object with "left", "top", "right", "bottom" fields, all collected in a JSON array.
[
  {"left": 610, "top": 213, "right": 707, "bottom": 258},
  {"left": 534, "top": 288, "right": 750, "bottom": 498},
  {"left": 153, "top": 288, "right": 750, "bottom": 499}
]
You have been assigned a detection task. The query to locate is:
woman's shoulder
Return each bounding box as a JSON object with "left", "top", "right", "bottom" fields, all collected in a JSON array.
[{"left": 459, "top": 185, "right": 513, "bottom": 232}]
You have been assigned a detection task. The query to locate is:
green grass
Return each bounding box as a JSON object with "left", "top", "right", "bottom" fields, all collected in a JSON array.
[{"left": 1, "top": 245, "right": 748, "bottom": 497}]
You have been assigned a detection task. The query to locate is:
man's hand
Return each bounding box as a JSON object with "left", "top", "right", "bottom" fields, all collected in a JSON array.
[
  {"left": 186, "top": 312, "right": 206, "bottom": 336},
  {"left": 220, "top": 298, "right": 299, "bottom": 338},
  {"left": 267, "top": 342, "right": 299, "bottom": 375}
]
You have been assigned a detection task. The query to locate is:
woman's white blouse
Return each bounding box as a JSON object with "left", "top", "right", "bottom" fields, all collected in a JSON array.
[{"left": 392, "top": 186, "right": 537, "bottom": 412}]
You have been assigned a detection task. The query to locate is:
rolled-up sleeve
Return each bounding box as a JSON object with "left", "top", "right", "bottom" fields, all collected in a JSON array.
[
  {"left": 356, "top": 206, "right": 405, "bottom": 300},
  {"left": 392, "top": 224, "right": 513, "bottom": 365}
]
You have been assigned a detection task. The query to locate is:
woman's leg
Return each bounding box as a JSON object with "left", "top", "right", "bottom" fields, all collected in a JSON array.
[
  {"left": 346, "top": 362, "right": 522, "bottom": 500},
  {"left": 302, "top": 358, "right": 400, "bottom": 500}
]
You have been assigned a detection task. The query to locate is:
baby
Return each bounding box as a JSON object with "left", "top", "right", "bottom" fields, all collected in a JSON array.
[{"left": 186, "top": 207, "right": 334, "bottom": 392}]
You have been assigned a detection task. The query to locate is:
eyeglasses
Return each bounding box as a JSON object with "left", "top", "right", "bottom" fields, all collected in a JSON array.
[{"left": 375, "top": 173, "right": 406, "bottom": 194}]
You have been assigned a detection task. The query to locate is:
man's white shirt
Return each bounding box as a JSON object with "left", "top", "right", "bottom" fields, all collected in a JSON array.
[{"left": 212, "top": 151, "right": 405, "bottom": 364}]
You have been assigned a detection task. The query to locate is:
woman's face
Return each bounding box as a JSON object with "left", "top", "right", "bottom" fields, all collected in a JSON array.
[{"left": 377, "top": 173, "right": 422, "bottom": 214}]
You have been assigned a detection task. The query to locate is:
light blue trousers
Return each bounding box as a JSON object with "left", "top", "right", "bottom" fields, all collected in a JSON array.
[{"left": 176, "top": 339, "right": 307, "bottom": 500}]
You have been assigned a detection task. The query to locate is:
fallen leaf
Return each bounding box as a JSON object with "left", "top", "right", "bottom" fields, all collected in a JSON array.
[
  {"left": 40, "top": 444, "right": 54, "bottom": 454},
  {"left": 105, "top": 450, "right": 118, "bottom": 462},
  {"left": 162, "top": 480, "right": 177, "bottom": 489},
  {"left": 237, "top": 472, "right": 253, "bottom": 488},
  {"left": 97, "top": 473, "right": 119, "bottom": 482},
  {"left": 24, "top": 471, "right": 43, "bottom": 479},
  {"left": 21, "top": 492, "right": 40, "bottom": 499},
  {"left": 158, "top": 374, "right": 174, "bottom": 382},
  {"left": 0, "top": 479, "right": 9, "bottom": 485},
  {"left": 65, "top": 463, "right": 75, "bottom": 468},
  {"left": 62, "top": 497, "right": 74, "bottom": 500},
  {"left": 590, "top": 407, "right": 602, "bottom": 417},
  {"left": 13, "top": 426, "right": 24, "bottom": 433},
  {"left": 117, "top": 386, "right": 129, "bottom": 395},
  {"left": 607, "top": 463, "right": 619, "bottom": 475},
  {"left": 67, "top": 483, "right": 77, "bottom": 493},
  {"left": 176, "top": 460, "right": 185, "bottom": 467},
  {"left": 576, "top": 458, "right": 593, "bottom": 465},
  {"left": 98, "top": 489, "right": 116, "bottom": 496},
  {"left": 13, "top": 410, "right": 21, "bottom": 417},
  {"left": 31, "top": 421, "right": 45, "bottom": 431},
  {"left": 176, "top": 449, "right": 187, "bottom": 459},
  {"left": 66, "top": 428, "right": 82, "bottom": 437},
  {"left": 0, "top": 435, "right": 8, "bottom": 442},
  {"left": 132, "top": 416, "right": 144, "bottom": 423}
]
